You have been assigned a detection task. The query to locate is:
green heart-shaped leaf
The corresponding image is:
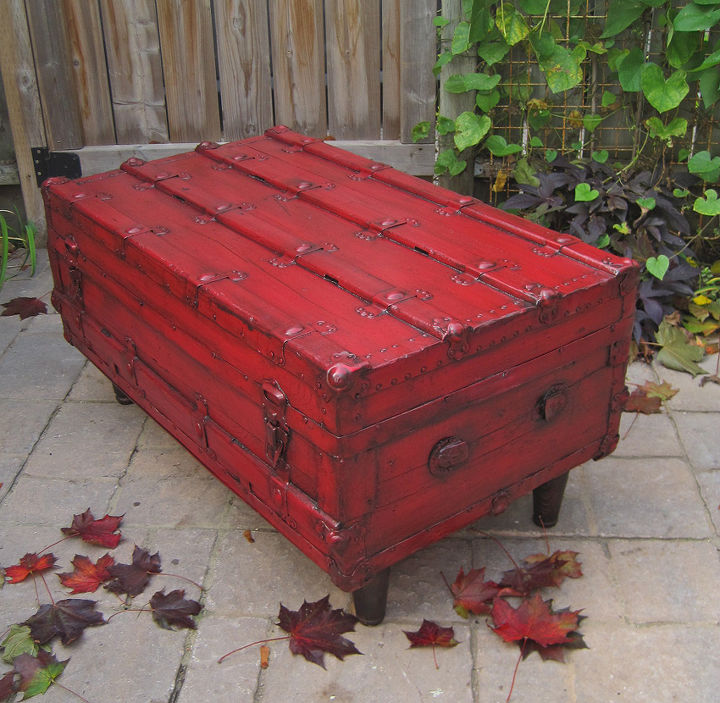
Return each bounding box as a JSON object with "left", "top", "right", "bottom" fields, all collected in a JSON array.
[
  {"left": 688, "top": 151, "right": 720, "bottom": 183},
  {"left": 640, "top": 64, "right": 689, "bottom": 113},
  {"left": 495, "top": 6, "right": 529, "bottom": 45},
  {"left": 475, "top": 89, "right": 501, "bottom": 112},
  {"left": 645, "top": 117, "right": 688, "bottom": 143},
  {"left": 435, "top": 149, "right": 467, "bottom": 176},
  {"left": 545, "top": 149, "right": 558, "bottom": 163},
  {"left": 592, "top": 150, "right": 609, "bottom": 163},
  {"left": 574, "top": 183, "right": 599, "bottom": 202},
  {"left": 484, "top": 135, "right": 523, "bottom": 157},
  {"left": 617, "top": 47, "right": 644, "bottom": 92},
  {"left": 411, "top": 121, "right": 431, "bottom": 143},
  {"left": 693, "top": 189, "right": 720, "bottom": 216},
  {"left": 445, "top": 72, "right": 502, "bottom": 93},
  {"left": 454, "top": 112, "right": 492, "bottom": 151},
  {"left": 583, "top": 114, "right": 603, "bottom": 132},
  {"left": 637, "top": 197, "right": 656, "bottom": 210},
  {"left": 646, "top": 254, "right": 669, "bottom": 280}
]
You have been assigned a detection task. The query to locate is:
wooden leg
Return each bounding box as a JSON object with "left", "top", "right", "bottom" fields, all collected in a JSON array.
[
  {"left": 112, "top": 383, "right": 134, "bottom": 405},
  {"left": 532, "top": 473, "right": 569, "bottom": 528},
  {"left": 352, "top": 568, "right": 390, "bottom": 626}
]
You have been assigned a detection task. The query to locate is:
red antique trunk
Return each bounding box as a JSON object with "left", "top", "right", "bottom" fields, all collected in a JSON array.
[{"left": 44, "top": 126, "right": 637, "bottom": 623}]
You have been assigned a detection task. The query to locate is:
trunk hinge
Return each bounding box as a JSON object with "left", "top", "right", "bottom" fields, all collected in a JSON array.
[{"left": 262, "top": 380, "right": 290, "bottom": 470}]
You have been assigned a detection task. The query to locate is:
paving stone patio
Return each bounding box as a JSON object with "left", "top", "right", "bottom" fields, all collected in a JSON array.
[{"left": 1, "top": 251, "right": 719, "bottom": 702}]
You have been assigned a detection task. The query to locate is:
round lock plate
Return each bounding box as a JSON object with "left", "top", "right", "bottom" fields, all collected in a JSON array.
[{"left": 428, "top": 436, "right": 469, "bottom": 476}]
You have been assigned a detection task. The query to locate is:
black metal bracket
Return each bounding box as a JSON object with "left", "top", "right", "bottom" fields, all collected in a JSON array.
[{"left": 31, "top": 147, "right": 81, "bottom": 187}]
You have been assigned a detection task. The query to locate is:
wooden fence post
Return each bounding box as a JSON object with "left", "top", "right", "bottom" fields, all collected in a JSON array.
[
  {"left": 0, "top": 0, "right": 47, "bottom": 239},
  {"left": 437, "top": 0, "right": 476, "bottom": 195},
  {"left": 399, "top": 0, "right": 436, "bottom": 144}
]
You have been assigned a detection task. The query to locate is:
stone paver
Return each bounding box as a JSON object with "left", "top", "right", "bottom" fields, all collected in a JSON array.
[
  {"left": 673, "top": 411, "right": 720, "bottom": 470},
  {"left": 0, "top": 256, "right": 718, "bottom": 702},
  {"left": 581, "top": 456, "right": 712, "bottom": 538}
]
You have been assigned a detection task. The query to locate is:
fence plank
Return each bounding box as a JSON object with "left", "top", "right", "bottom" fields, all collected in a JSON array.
[
  {"left": 382, "top": 0, "right": 401, "bottom": 139},
  {"left": 71, "top": 140, "right": 435, "bottom": 177},
  {"left": 63, "top": 0, "right": 115, "bottom": 145},
  {"left": 25, "top": 0, "right": 83, "bottom": 150},
  {"left": 215, "top": 0, "right": 274, "bottom": 139},
  {"left": 0, "top": 0, "right": 47, "bottom": 235},
  {"left": 399, "top": 0, "right": 436, "bottom": 143},
  {"left": 269, "top": 0, "right": 327, "bottom": 135},
  {"left": 325, "top": 0, "right": 381, "bottom": 139},
  {"left": 100, "top": 0, "right": 168, "bottom": 144},
  {"left": 156, "top": 0, "right": 221, "bottom": 142}
]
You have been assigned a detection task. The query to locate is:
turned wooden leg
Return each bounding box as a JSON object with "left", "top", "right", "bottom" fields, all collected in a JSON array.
[
  {"left": 112, "top": 383, "right": 134, "bottom": 405},
  {"left": 352, "top": 568, "right": 390, "bottom": 626},
  {"left": 532, "top": 473, "right": 569, "bottom": 528}
]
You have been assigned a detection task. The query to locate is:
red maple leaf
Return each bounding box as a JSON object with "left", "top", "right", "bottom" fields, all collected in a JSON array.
[
  {"left": 61, "top": 508, "right": 123, "bottom": 548},
  {"left": 277, "top": 595, "right": 361, "bottom": 668},
  {"left": 624, "top": 388, "right": 662, "bottom": 414},
  {"left": 450, "top": 567, "right": 502, "bottom": 617},
  {"left": 1, "top": 297, "right": 47, "bottom": 320},
  {"left": 149, "top": 589, "right": 202, "bottom": 630},
  {"left": 499, "top": 549, "right": 582, "bottom": 595},
  {"left": 104, "top": 546, "right": 161, "bottom": 597},
  {"left": 0, "top": 671, "right": 16, "bottom": 701},
  {"left": 490, "top": 594, "right": 580, "bottom": 649},
  {"left": 5, "top": 553, "right": 57, "bottom": 584},
  {"left": 404, "top": 619, "right": 459, "bottom": 669},
  {"left": 24, "top": 599, "right": 105, "bottom": 645},
  {"left": 521, "top": 550, "right": 583, "bottom": 588},
  {"left": 58, "top": 554, "right": 115, "bottom": 594}
]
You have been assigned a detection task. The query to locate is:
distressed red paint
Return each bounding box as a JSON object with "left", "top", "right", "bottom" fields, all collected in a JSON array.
[{"left": 43, "top": 126, "right": 637, "bottom": 623}]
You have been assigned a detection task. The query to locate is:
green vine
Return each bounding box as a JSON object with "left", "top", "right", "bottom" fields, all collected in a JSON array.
[
  {"left": 415, "top": 0, "right": 720, "bottom": 209},
  {"left": 415, "top": 0, "right": 720, "bottom": 343}
]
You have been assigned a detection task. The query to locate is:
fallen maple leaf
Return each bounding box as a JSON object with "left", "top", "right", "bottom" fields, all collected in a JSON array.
[
  {"left": 404, "top": 619, "right": 459, "bottom": 669},
  {"left": 13, "top": 650, "right": 68, "bottom": 699},
  {"left": 450, "top": 567, "right": 502, "bottom": 617},
  {"left": 1, "top": 625, "right": 40, "bottom": 664},
  {"left": 5, "top": 553, "right": 57, "bottom": 584},
  {"left": 498, "top": 549, "right": 582, "bottom": 595},
  {"left": 58, "top": 554, "right": 114, "bottom": 594},
  {"left": 277, "top": 595, "right": 361, "bottom": 668},
  {"left": 0, "top": 297, "right": 47, "bottom": 320},
  {"left": 0, "top": 670, "right": 15, "bottom": 700},
  {"left": 641, "top": 381, "right": 679, "bottom": 401},
  {"left": 522, "top": 550, "right": 583, "bottom": 588},
  {"left": 24, "top": 599, "right": 105, "bottom": 645},
  {"left": 624, "top": 388, "right": 662, "bottom": 414},
  {"left": 61, "top": 508, "right": 123, "bottom": 548},
  {"left": 490, "top": 594, "right": 580, "bottom": 649},
  {"left": 520, "top": 611, "right": 588, "bottom": 662},
  {"left": 105, "top": 545, "right": 161, "bottom": 597},
  {"left": 149, "top": 589, "right": 201, "bottom": 630}
]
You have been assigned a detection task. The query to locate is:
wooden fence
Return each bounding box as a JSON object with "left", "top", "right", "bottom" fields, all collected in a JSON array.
[{"left": 0, "top": 0, "right": 439, "bottom": 241}]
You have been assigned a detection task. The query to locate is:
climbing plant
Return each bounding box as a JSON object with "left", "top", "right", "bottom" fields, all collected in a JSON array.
[{"left": 415, "top": 0, "right": 720, "bottom": 342}]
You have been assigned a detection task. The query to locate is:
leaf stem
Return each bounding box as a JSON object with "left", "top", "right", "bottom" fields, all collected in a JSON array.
[
  {"left": 476, "top": 531, "right": 521, "bottom": 572},
  {"left": 621, "top": 412, "right": 639, "bottom": 442},
  {"left": 440, "top": 571, "right": 454, "bottom": 598},
  {"left": 506, "top": 639, "right": 526, "bottom": 703},
  {"left": 106, "top": 606, "right": 149, "bottom": 623},
  {"left": 432, "top": 642, "right": 439, "bottom": 670},
  {"left": 155, "top": 572, "right": 204, "bottom": 592},
  {"left": 40, "top": 573, "right": 54, "bottom": 605},
  {"left": 54, "top": 681, "right": 92, "bottom": 703},
  {"left": 37, "top": 536, "right": 70, "bottom": 554},
  {"left": 218, "top": 636, "right": 291, "bottom": 664}
]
